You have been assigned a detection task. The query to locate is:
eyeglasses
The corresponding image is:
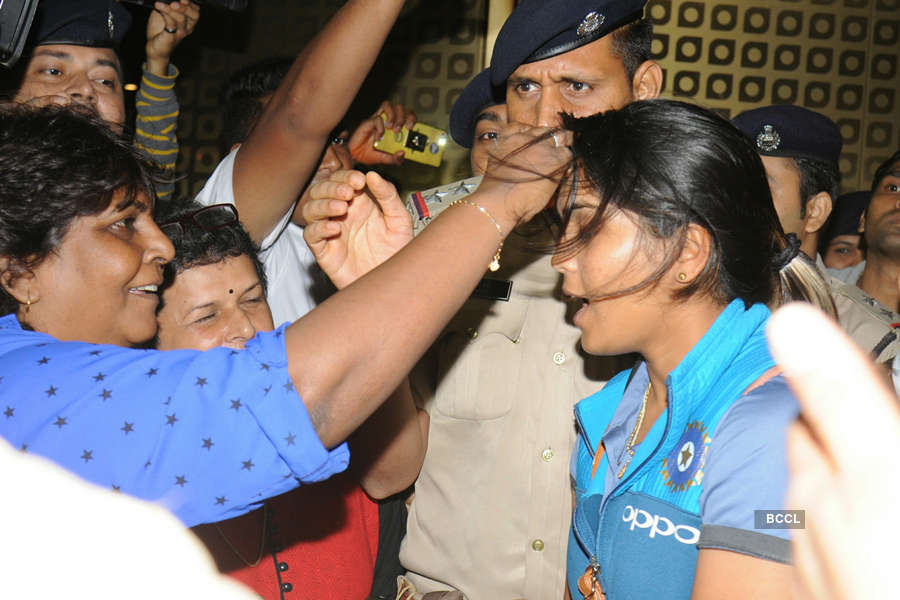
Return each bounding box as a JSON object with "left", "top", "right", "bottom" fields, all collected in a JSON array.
[{"left": 159, "top": 204, "right": 239, "bottom": 239}]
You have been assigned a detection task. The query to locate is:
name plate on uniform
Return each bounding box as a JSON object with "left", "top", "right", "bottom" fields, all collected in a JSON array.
[{"left": 471, "top": 278, "right": 512, "bottom": 302}]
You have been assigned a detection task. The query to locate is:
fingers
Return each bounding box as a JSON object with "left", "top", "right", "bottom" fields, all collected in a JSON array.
[
  {"left": 767, "top": 303, "right": 900, "bottom": 474},
  {"left": 365, "top": 172, "right": 406, "bottom": 216},
  {"left": 375, "top": 101, "right": 415, "bottom": 132},
  {"left": 153, "top": 1, "right": 199, "bottom": 36}
]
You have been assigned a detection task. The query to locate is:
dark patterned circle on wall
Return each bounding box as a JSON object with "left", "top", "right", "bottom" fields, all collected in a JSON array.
[
  {"left": 196, "top": 114, "right": 221, "bottom": 142},
  {"left": 776, "top": 10, "right": 804, "bottom": 37},
  {"left": 839, "top": 50, "right": 866, "bottom": 76},
  {"left": 774, "top": 44, "right": 802, "bottom": 70},
  {"left": 652, "top": 34, "right": 670, "bottom": 60},
  {"left": 677, "top": 2, "right": 704, "bottom": 28},
  {"left": 647, "top": 0, "right": 671, "bottom": 26},
  {"left": 809, "top": 13, "right": 836, "bottom": 39},
  {"left": 841, "top": 16, "right": 868, "bottom": 42},
  {"left": 706, "top": 74, "right": 732, "bottom": 100},
  {"left": 744, "top": 7, "right": 770, "bottom": 34},
  {"left": 738, "top": 76, "right": 766, "bottom": 103},
  {"left": 868, "top": 88, "right": 895, "bottom": 114},
  {"left": 741, "top": 42, "right": 768, "bottom": 68},
  {"left": 872, "top": 54, "right": 898, "bottom": 80},
  {"left": 710, "top": 5, "right": 737, "bottom": 31},
  {"left": 772, "top": 79, "right": 799, "bottom": 104},
  {"left": 866, "top": 122, "right": 893, "bottom": 149},
  {"left": 675, "top": 37, "right": 703, "bottom": 62},
  {"left": 837, "top": 84, "right": 864, "bottom": 110},
  {"left": 448, "top": 53, "right": 474, "bottom": 80},
  {"left": 673, "top": 71, "right": 700, "bottom": 97},
  {"left": 414, "top": 53, "right": 441, "bottom": 78},
  {"left": 450, "top": 18, "right": 480, "bottom": 45},
  {"left": 876, "top": 0, "right": 898, "bottom": 9},
  {"left": 413, "top": 87, "right": 439, "bottom": 112},
  {"left": 807, "top": 47, "right": 834, "bottom": 73},
  {"left": 841, "top": 154, "right": 858, "bottom": 181},
  {"left": 804, "top": 81, "right": 831, "bottom": 108},
  {"left": 874, "top": 20, "right": 898, "bottom": 46},
  {"left": 709, "top": 39, "right": 735, "bottom": 65},
  {"left": 837, "top": 119, "right": 861, "bottom": 145}
]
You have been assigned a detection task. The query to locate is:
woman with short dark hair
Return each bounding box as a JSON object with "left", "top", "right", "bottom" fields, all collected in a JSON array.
[{"left": 0, "top": 104, "right": 567, "bottom": 527}]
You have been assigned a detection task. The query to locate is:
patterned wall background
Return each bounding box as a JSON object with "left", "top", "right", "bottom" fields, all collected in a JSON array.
[
  {"left": 649, "top": 0, "right": 899, "bottom": 193},
  {"left": 154, "top": 0, "right": 897, "bottom": 199}
]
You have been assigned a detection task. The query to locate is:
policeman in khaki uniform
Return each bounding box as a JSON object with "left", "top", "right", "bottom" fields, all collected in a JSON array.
[
  {"left": 733, "top": 106, "right": 900, "bottom": 365},
  {"left": 397, "top": 1, "right": 659, "bottom": 597}
]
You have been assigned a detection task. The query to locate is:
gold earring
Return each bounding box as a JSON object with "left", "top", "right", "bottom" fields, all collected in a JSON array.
[
  {"left": 678, "top": 273, "right": 687, "bottom": 282},
  {"left": 25, "top": 296, "right": 31, "bottom": 314}
]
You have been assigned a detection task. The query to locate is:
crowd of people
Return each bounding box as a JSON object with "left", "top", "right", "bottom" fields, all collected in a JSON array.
[{"left": 0, "top": 0, "right": 898, "bottom": 599}]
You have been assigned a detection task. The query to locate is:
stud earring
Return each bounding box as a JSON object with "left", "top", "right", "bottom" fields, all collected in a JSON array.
[{"left": 677, "top": 273, "right": 687, "bottom": 282}]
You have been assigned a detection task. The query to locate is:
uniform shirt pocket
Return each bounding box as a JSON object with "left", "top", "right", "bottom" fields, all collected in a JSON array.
[{"left": 432, "top": 296, "right": 529, "bottom": 420}]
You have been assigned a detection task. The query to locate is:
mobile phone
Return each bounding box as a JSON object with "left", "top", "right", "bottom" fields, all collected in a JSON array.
[{"left": 373, "top": 114, "right": 449, "bottom": 168}]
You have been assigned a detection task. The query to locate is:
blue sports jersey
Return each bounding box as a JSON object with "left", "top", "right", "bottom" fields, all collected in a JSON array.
[
  {"left": 0, "top": 314, "right": 349, "bottom": 526},
  {"left": 567, "top": 300, "right": 796, "bottom": 599}
]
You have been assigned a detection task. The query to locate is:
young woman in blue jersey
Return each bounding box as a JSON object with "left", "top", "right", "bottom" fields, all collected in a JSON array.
[{"left": 555, "top": 100, "right": 834, "bottom": 600}]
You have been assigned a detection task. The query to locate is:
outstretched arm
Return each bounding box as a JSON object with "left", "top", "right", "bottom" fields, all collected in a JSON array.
[
  {"left": 288, "top": 125, "right": 572, "bottom": 448},
  {"left": 232, "top": 0, "right": 407, "bottom": 243}
]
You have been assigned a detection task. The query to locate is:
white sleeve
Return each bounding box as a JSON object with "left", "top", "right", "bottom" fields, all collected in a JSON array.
[{"left": 194, "top": 146, "right": 295, "bottom": 252}]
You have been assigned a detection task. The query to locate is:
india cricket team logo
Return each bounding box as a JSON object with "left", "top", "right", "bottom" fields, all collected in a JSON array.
[{"left": 661, "top": 420, "right": 711, "bottom": 492}]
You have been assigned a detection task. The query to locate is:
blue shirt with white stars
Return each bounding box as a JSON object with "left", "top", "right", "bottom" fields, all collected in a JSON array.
[{"left": 0, "top": 314, "right": 349, "bottom": 527}]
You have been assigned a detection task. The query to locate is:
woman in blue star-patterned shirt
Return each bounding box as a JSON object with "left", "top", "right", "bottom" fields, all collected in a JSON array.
[{"left": 0, "top": 105, "right": 568, "bottom": 526}]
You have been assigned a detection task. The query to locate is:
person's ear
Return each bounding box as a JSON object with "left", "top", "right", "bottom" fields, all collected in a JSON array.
[
  {"left": 673, "top": 223, "right": 712, "bottom": 285},
  {"left": 858, "top": 211, "right": 866, "bottom": 234},
  {"left": 803, "top": 192, "right": 833, "bottom": 235},
  {"left": 632, "top": 60, "right": 663, "bottom": 101},
  {"left": 0, "top": 257, "right": 37, "bottom": 306}
]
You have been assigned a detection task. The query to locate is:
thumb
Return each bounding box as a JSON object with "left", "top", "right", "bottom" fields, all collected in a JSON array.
[{"left": 366, "top": 171, "right": 404, "bottom": 215}]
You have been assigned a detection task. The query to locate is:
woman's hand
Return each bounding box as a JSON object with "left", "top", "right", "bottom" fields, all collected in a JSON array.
[
  {"left": 767, "top": 303, "right": 900, "bottom": 600},
  {"left": 302, "top": 169, "right": 413, "bottom": 289},
  {"left": 348, "top": 100, "right": 417, "bottom": 166},
  {"left": 145, "top": 1, "right": 200, "bottom": 77},
  {"left": 474, "top": 124, "right": 574, "bottom": 232}
]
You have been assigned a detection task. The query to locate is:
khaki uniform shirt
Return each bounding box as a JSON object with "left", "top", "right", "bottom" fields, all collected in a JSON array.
[
  {"left": 400, "top": 178, "right": 628, "bottom": 600},
  {"left": 817, "top": 258, "right": 900, "bottom": 363}
]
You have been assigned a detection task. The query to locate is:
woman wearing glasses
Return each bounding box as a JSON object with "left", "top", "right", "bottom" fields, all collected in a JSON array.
[{"left": 0, "top": 106, "right": 564, "bottom": 526}]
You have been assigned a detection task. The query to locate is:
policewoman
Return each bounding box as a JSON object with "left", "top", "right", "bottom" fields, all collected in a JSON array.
[{"left": 559, "top": 100, "right": 835, "bottom": 599}]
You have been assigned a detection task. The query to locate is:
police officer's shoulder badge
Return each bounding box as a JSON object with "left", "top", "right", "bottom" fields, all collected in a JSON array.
[{"left": 661, "top": 420, "right": 711, "bottom": 492}]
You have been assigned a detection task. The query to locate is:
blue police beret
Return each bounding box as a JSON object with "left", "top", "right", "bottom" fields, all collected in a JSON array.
[
  {"left": 732, "top": 105, "right": 842, "bottom": 167},
  {"left": 450, "top": 69, "right": 505, "bottom": 148},
  {"left": 489, "top": 0, "right": 647, "bottom": 87},
  {"left": 824, "top": 190, "right": 870, "bottom": 240},
  {"left": 30, "top": 0, "right": 132, "bottom": 49}
]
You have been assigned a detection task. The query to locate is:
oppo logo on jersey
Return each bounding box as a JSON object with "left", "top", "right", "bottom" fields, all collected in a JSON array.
[{"left": 621, "top": 504, "right": 700, "bottom": 545}]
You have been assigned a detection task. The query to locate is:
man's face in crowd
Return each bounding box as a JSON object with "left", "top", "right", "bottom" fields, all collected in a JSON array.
[
  {"left": 823, "top": 234, "right": 864, "bottom": 271},
  {"left": 505, "top": 35, "right": 637, "bottom": 127},
  {"left": 14, "top": 44, "right": 126, "bottom": 127},
  {"left": 862, "top": 159, "right": 900, "bottom": 257},
  {"left": 760, "top": 155, "right": 806, "bottom": 237},
  {"left": 470, "top": 103, "right": 508, "bottom": 176}
]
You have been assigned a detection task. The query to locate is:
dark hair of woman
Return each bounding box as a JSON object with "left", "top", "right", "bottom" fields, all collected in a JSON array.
[
  {"left": 0, "top": 104, "right": 158, "bottom": 316},
  {"left": 553, "top": 99, "right": 835, "bottom": 316},
  {"left": 156, "top": 199, "right": 268, "bottom": 305}
]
